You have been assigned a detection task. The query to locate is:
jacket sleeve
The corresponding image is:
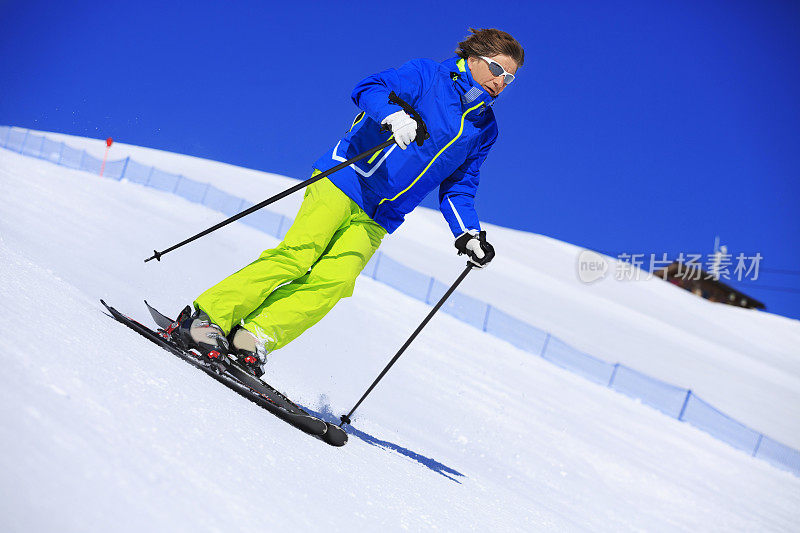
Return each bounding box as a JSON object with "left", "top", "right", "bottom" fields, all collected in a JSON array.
[
  {"left": 351, "top": 59, "right": 436, "bottom": 123},
  {"left": 438, "top": 123, "right": 498, "bottom": 237}
]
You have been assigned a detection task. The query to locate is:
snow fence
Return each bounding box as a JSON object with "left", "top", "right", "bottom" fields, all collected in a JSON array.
[{"left": 3, "top": 125, "right": 798, "bottom": 477}]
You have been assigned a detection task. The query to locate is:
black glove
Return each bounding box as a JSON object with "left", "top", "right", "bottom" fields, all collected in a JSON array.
[{"left": 454, "top": 230, "right": 495, "bottom": 268}]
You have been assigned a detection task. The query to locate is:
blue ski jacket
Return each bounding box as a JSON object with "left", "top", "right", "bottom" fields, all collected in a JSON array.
[{"left": 313, "top": 56, "right": 498, "bottom": 236}]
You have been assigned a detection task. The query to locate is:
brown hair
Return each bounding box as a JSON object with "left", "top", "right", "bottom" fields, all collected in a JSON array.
[{"left": 455, "top": 28, "right": 525, "bottom": 68}]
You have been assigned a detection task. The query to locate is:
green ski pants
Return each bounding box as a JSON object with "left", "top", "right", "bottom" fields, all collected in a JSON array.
[{"left": 194, "top": 174, "right": 386, "bottom": 353}]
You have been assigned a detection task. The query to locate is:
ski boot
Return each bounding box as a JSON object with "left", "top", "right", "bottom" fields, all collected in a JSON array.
[
  {"left": 229, "top": 326, "right": 268, "bottom": 378},
  {"left": 167, "top": 306, "right": 232, "bottom": 368}
]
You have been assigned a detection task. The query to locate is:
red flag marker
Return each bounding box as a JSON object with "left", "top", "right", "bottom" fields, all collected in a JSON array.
[{"left": 100, "top": 137, "right": 113, "bottom": 176}]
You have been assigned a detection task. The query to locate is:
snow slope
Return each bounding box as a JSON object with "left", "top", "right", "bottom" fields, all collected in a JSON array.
[
  {"left": 29, "top": 129, "right": 800, "bottom": 449},
  {"left": 1, "top": 142, "right": 799, "bottom": 531}
]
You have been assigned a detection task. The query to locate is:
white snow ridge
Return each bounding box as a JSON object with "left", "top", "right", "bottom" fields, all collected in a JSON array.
[{"left": 1, "top": 132, "right": 799, "bottom": 532}]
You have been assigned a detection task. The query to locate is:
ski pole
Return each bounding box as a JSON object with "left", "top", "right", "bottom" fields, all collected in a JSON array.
[
  {"left": 339, "top": 263, "right": 474, "bottom": 427},
  {"left": 145, "top": 138, "right": 393, "bottom": 262},
  {"left": 145, "top": 92, "right": 429, "bottom": 263}
]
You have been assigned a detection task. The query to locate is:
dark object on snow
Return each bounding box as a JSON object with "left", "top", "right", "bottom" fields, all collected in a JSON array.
[{"left": 654, "top": 261, "right": 765, "bottom": 310}]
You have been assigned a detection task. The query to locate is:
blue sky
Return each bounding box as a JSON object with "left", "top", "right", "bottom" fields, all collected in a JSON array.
[{"left": 2, "top": 0, "right": 798, "bottom": 319}]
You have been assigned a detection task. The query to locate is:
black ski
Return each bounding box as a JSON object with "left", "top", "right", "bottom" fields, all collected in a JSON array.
[{"left": 100, "top": 299, "right": 348, "bottom": 446}]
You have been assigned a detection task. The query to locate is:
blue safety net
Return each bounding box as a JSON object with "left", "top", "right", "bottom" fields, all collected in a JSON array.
[
  {"left": 202, "top": 185, "right": 245, "bottom": 217},
  {"left": 541, "top": 336, "right": 617, "bottom": 385},
  {"left": 122, "top": 159, "right": 152, "bottom": 185},
  {"left": 239, "top": 205, "right": 286, "bottom": 238},
  {"left": 40, "top": 137, "right": 63, "bottom": 164},
  {"left": 79, "top": 152, "right": 103, "bottom": 174},
  {"left": 681, "top": 393, "right": 762, "bottom": 453},
  {"left": 610, "top": 366, "right": 690, "bottom": 418},
  {"left": 484, "top": 306, "right": 550, "bottom": 355},
  {"left": 373, "top": 253, "right": 432, "bottom": 302},
  {"left": 101, "top": 158, "right": 127, "bottom": 180},
  {"left": 147, "top": 167, "right": 182, "bottom": 192},
  {"left": 426, "top": 278, "right": 489, "bottom": 330},
  {"left": 4, "top": 128, "right": 26, "bottom": 152},
  {"left": 755, "top": 436, "right": 800, "bottom": 476}
]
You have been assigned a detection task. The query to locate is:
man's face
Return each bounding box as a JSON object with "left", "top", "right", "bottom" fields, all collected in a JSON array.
[{"left": 467, "top": 54, "right": 519, "bottom": 97}]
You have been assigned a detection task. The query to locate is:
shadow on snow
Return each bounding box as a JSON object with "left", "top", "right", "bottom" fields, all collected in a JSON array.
[{"left": 307, "top": 401, "right": 465, "bottom": 484}]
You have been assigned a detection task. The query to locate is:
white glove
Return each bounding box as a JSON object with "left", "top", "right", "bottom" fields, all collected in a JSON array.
[{"left": 381, "top": 110, "right": 417, "bottom": 150}]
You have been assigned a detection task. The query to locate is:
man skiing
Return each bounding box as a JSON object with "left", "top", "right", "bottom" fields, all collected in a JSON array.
[{"left": 174, "top": 28, "right": 524, "bottom": 377}]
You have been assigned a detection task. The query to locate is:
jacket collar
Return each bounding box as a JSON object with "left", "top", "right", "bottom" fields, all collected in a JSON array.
[{"left": 441, "top": 56, "right": 496, "bottom": 112}]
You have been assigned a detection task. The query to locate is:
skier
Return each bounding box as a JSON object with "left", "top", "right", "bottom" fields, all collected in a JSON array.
[{"left": 174, "top": 28, "right": 524, "bottom": 376}]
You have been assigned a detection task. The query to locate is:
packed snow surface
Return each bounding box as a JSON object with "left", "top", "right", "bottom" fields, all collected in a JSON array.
[
  {"left": 28, "top": 130, "right": 800, "bottom": 448},
  {"left": 1, "top": 139, "right": 799, "bottom": 531}
]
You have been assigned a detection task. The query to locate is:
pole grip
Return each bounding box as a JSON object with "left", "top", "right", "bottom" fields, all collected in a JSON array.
[{"left": 380, "top": 91, "right": 430, "bottom": 146}]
